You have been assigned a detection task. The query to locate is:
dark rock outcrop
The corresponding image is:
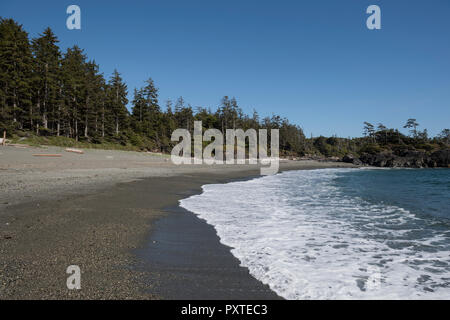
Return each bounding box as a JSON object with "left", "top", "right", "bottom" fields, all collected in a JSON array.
[
  {"left": 342, "top": 154, "right": 363, "bottom": 165},
  {"left": 342, "top": 154, "right": 354, "bottom": 163},
  {"left": 342, "top": 149, "right": 450, "bottom": 168},
  {"left": 430, "top": 149, "right": 450, "bottom": 167}
]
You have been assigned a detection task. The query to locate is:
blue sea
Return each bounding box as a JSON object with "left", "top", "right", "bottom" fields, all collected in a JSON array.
[{"left": 180, "top": 168, "right": 450, "bottom": 299}]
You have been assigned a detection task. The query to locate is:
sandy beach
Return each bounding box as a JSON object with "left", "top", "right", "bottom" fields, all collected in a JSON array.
[{"left": 0, "top": 145, "right": 355, "bottom": 299}]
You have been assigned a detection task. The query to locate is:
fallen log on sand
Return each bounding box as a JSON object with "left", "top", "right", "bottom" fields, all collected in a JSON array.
[
  {"left": 7, "top": 143, "right": 30, "bottom": 148},
  {"left": 32, "top": 154, "right": 62, "bottom": 157},
  {"left": 65, "top": 148, "right": 84, "bottom": 154}
]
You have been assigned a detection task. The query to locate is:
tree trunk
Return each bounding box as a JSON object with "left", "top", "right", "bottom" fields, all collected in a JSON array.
[
  {"left": 29, "top": 104, "right": 33, "bottom": 129},
  {"left": 56, "top": 104, "right": 60, "bottom": 137},
  {"left": 101, "top": 102, "right": 105, "bottom": 138},
  {"left": 84, "top": 95, "right": 89, "bottom": 138},
  {"left": 102, "top": 110, "right": 105, "bottom": 138},
  {"left": 75, "top": 118, "right": 78, "bottom": 141},
  {"left": 12, "top": 88, "right": 17, "bottom": 123},
  {"left": 44, "top": 64, "right": 48, "bottom": 130},
  {"left": 84, "top": 114, "right": 88, "bottom": 138},
  {"left": 57, "top": 87, "right": 62, "bottom": 137},
  {"left": 43, "top": 112, "right": 48, "bottom": 130},
  {"left": 1, "top": 83, "right": 6, "bottom": 118}
]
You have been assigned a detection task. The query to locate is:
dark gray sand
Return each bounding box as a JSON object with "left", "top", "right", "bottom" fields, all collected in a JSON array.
[
  {"left": 0, "top": 147, "right": 355, "bottom": 299},
  {"left": 137, "top": 199, "right": 282, "bottom": 300}
]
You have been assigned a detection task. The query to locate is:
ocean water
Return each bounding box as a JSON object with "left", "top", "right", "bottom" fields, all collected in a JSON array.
[{"left": 179, "top": 168, "right": 450, "bottom": 299}]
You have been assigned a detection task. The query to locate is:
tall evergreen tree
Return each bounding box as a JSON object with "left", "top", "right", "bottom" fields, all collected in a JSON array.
[
  {"left": 0, "top": 18, "right": 33, "bottom": 130},
  {"left": 131, "top": 78, "right": 160, "bottom": 137},
  {"left": 131, "top": 88, "right": 145, "bottom": 126},
  {"left": 61, "top": 46, "right": 86, "bottom": 139},
  {"left": 107, "top": 69, "right": 128, "bottom": 136},
  {"left": 142, "top": 78, "right": 160, "bottom": 139},
  {"left": 404, "top": 118, "right": 419, "bottom": 138},
  {"left": 174, "top": 96, "right": 193, "bottom": 130},
  {"left": 81, "top": 60, "right": 104, "bottom": 138},
  {"left": 31, "top": 27, "right": 61, "bottom": 133}
]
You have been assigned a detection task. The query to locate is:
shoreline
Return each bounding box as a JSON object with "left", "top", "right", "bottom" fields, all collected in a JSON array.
[
  {"left": 136, "top": 166, "right": 358, "bottom": 299},
  {"left": 0, "top": 145, "right": 355, "bottom": 299},
  {"left": 135, "top": 172, "right": 283, "bottom": 300}
]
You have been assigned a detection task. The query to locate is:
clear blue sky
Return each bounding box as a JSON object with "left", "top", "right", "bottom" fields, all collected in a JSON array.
[{"left": 1, "top": 0, "right": 449, "bottom": 137}]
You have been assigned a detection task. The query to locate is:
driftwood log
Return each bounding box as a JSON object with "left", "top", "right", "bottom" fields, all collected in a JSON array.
[{"left": 32, "top": 154, "right": 62, "bottom": 157}]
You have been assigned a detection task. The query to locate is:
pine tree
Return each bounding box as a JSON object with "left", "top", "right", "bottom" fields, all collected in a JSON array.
[
  {"left": 107, "top": 69, "right": 129, "bottom": 136},
  {"left": 0, "top": 18, "right": 33, "bottom": 131},
  {"left": 31, "top": 27, "right": 61, "bottom": 133},
  {"left": 142, "top": 78, "right": 160, "bottom": 140},
  {"left": 363, "top": 122, "right": 375, "bottom": 142},
  {"left": 131, "top": 88, "right": 145, "bottom": 126},
  {"left": 61, "top": 46, "right": 86, "bottom": 139},
  {"left": 162, "top": 99, "right": 177, "bottom": 147},
  {"left": 98, "top": 80, "right": 108, "bottom": 138},
  {"left": 81, "top": 60, "right": 103, "bottom": 138},
  {"left": 404, "top": 118, "right": 419, "bottom": 138}
]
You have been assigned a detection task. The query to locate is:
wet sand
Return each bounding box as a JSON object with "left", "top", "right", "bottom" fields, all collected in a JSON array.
[
  {"left": 135, "top": 173, "right": 283, "bottom": 300},
  {"left": 137, "top": 205, "right": 282, "bottom": 300},
  {"left": 0, "top": 145, "right": 355, "bottom": 299}
]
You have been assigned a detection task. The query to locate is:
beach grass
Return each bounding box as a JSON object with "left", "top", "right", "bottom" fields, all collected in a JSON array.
[{"left": 9, "top": 134, "right": 147, "bottom": 152}]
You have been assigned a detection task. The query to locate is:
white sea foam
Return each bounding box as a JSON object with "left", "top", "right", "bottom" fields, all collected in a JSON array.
[{"left": 179, "top": 168, "right": 450, "bottom": 299}]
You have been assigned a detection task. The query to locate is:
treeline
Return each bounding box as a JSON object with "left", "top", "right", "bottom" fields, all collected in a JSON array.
[
  {"left": 358, "top": 120, "right": 450, "bottom": 154},
  {"left": 308, "top": 120, "right": 449, "bottom": 158},
  {"left": 0, "top": 18, "right": 306, "bottom": 154},
  {"left": 1, "top": 18, "right": 448, "bottom": 158}
]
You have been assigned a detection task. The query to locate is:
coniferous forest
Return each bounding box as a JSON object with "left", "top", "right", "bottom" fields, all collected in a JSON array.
[
  {"left": 0, "top": 19, "right": 306, "bottom": 155},
  {"left": 1, "top": 18, "right": 449, "bottom": 161}
]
